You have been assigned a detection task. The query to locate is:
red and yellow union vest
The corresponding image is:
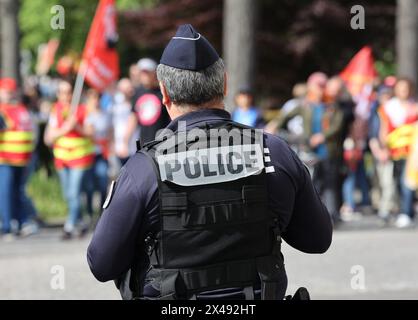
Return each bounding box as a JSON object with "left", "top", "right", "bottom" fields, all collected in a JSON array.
[
  {"left": 0, "top": 103, "right": 34, "bottom": 167},
  {"left": 380, "top": 107, "right": 418, "bottom": 161},
  {"left": 52, "top": 103, "right": 94, "bottom": 169}
]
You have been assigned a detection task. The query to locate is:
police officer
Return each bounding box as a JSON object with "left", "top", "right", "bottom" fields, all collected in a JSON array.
[{"left": 87, "top": 24, "right": 332, "bottom": 300}]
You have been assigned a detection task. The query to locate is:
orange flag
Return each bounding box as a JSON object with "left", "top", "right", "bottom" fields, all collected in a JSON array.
[
  {"left": 340, "top": 46, "right": 377, "bottom": 96},
  {"left": 82, "top": 0, "right": 119, "bottom": 91}
]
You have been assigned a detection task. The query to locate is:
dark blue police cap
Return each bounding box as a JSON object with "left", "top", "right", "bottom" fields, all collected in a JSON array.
[{"left": 160, "top": 24, "right": 220, "bottom": 71}]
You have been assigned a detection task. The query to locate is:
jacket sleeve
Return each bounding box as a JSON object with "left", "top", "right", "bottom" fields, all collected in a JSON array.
[
  {"left": 323, "top": 108, "right": 344, "bottom": 141},
  {"left": 266, "top": 134, "right": 333, "bottom": 254},
  {"left": 87, "top": 153, "right": 158, "bottom": 282},
  {"left": 275, "top": 104, "right": 303, "bottom": 132}
]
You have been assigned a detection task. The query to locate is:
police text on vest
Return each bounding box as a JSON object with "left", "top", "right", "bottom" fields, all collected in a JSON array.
[{"left": 157, "top": 144, "right": 265, "bottom": 186}]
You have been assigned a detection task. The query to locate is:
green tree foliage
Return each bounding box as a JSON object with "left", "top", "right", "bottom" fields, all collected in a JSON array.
[
  {"left": 19, "top": 0, "right": 155, "bottom": 56},
  {"left": 121, "top": 0, "right": 396, "bottom": 100}
]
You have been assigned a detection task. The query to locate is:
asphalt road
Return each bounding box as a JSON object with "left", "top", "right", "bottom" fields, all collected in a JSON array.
[{"left": 1, "top": 216, "right": 418, "bottom": 300}]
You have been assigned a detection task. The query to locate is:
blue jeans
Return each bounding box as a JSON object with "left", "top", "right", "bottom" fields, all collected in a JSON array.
[
  {"left": 21, "top": 153, "right": 38, "bottom": 222},
  {"left": 0, "top": 165, "right": 30, "bottom": 234},
  {"left": 394, "top": 160, "right": 415, "bottom": 218},
  {"left": 342, "top": 159, "right": 370, "bottom": 210},
  {"left": 57, "top": 167, "right": 87, "bottom": 232},
  {"left": 84, "top": 155, "right": 109, "bottom": 214}
]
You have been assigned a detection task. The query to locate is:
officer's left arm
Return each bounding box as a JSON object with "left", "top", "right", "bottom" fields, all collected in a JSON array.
[
  {"left": 265, "top": 134, "right": 332, "bottom": 254},
  {"left": 87, "top": 153, "right": 158, "bottom": 282}
]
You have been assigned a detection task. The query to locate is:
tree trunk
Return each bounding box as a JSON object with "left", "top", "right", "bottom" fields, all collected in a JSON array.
[
  {"left": 223, "top": 0, "right": 258, "bottom": 112},
  {"left": 396, "top": 0, "right": 418, "bottom": 83},
  {"left": 0, "top": 0, "right": 20, "bottom": 84}
]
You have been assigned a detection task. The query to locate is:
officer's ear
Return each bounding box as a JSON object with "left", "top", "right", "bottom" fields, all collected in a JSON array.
[
  {"left": 224, "top": 72, "right": 228, "bottom": 97},
  {"left": 159, "top": 81, "right": 171, "bottom": 107}
]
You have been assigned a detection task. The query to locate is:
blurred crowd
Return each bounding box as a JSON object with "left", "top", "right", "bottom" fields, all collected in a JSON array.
[
  {"left": 1, "top": 59, "right": 418, "bottom": 241},
  {"left": 264, "top": 72, "right": 418, "bottom": 229}
]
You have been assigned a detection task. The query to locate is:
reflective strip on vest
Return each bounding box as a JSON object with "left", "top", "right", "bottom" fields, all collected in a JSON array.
[
  {"left": 0, "top": 130, "right": 34, "bottom": 166},
  {"left": 53, "top": 135, "right": 95, "bottom": 168},
  {"left": 53, "top": 143, "right": 95, "bottom": 160},
  {"left": 1, "top": 131, "right": 33, "bottom": 142},
  {"left": 387, "top": 124, "right": 415, "bottom": 159},
  {"left": 0, "top": 142, "right": 34, "bottom": 153},
  {"left": 55, "top": 136, "right": 93, "bottom": 149}
]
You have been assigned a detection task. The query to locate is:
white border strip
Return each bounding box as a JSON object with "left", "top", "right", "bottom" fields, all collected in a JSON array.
[{"left": 172, "top": 33, "right": 202, "bottom": 41}]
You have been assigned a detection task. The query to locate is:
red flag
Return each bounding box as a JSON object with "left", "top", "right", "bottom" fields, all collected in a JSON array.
[
  {"left": 340, "top": 46, "right": 377, "bottom": 96},
  {"left": 82, "top": 0, "right": 119, "bottom": 91}
]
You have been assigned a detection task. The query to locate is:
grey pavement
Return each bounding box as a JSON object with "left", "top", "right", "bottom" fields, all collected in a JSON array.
[{"left": 1, "top": 216, "right": 418, "bottom": 300}]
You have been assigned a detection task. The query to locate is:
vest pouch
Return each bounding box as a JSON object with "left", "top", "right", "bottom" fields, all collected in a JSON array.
[
  {"left": 181, "top": 201, "right": 246, "bottom": 229},
  {"left": 142, "top": 266, "right": 187, "bottom": 300}
]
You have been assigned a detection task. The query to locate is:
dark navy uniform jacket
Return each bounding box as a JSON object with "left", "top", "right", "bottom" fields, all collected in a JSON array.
[{"left": 87, "top": 108, "right": 333, "bottom": 286}]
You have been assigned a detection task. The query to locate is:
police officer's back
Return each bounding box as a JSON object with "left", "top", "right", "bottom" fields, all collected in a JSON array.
[{"left": 87, "top": 24, "right": 333, "bottom": 300}]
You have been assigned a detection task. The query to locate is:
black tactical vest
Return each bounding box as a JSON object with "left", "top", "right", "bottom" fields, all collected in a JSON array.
[{"left": 133, "top": 121, "right": 284, "bottom": 300}]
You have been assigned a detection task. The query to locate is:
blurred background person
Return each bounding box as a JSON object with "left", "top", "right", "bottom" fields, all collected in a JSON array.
[
  {"left": 380, "top": 78, "right": 418, "bottom": 228},
  {"left": 232, "top": 86, "right": 264, "bottom": 128},
  {"left": 44, "top": 80, "right": 95, "bottom": 239},
  {"left": 405, "top": 122, "right": 418, "bottom": 191},
  {"left": 129, "top": 63, "right": 142, "bottom": 91},
  {"left": 267, "top": 72, "right": 344, "bottom": 222},
  {"left": 280, "top": 83, "right": 307, "bottom": 140},
  {"left": 323, "top": 76, "right": 353, "bottom": 220},
  {"left": 125, "top": 58, "right": 170, "bottom": 147},
  {"left": 18, "top": 81, "right": 44, "bottom": 234},
  {"left": 368, "top": 82, "right": 396, "bottom": 221},
  {"left": 83, "top": 89, "right": 113, "bottom": 220},
  {"left": 340, "top": 81, "right": 373, "bottom": 220},
  {"left": 111, "top": 78, "right": 137, "bottom": 166},
  {"left": 308, "top": 74, "right": 344, "bottom": 223},
  {"left": 0, "top": 78, "right": 35, "bottom": 241}
]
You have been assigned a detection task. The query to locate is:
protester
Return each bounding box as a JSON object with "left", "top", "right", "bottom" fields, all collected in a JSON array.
[
  {"left": 111, "top": 78, "right": 137, "bottom": 166},
  {"left": 280, "top": 83, "right": 307, "bottom": 138},
  {"left": 129, "top": 63, "right": 142, "bottom": 91},
  {"left": 125, "top": 58, "right": 170, "bottom": 147},
  {"left": 44, "top": 80, "right": 95, "bottom": 239},
  {"left": 340, "top": 82, "right": 373, "bottom": 219},
  {"left": 405, "top": 123, "right": 418, "bottom": 190},
  {"left": 368, "top": 83, "right": 396, "bottom": 220},
  {"left": 83, "top": 89, "right": 113, "bottom": 216},
  {"left": 379, "top": 78, "right": 418, "bottom": 228},
  {"left": 0, "top": 78, "right": 36, "bottom": 241},
  {"left": 267, "top": 72, "right": 344, "bottom": 222}
]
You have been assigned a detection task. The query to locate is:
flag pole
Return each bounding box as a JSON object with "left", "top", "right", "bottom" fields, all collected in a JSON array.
[{"left": 70, "top": 60, "right": 88, "bottom": 113}]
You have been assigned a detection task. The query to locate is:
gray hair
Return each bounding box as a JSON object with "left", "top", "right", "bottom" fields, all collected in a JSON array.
[{"left": 156, "top": 59, "right": 225, "bottom": 107}]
